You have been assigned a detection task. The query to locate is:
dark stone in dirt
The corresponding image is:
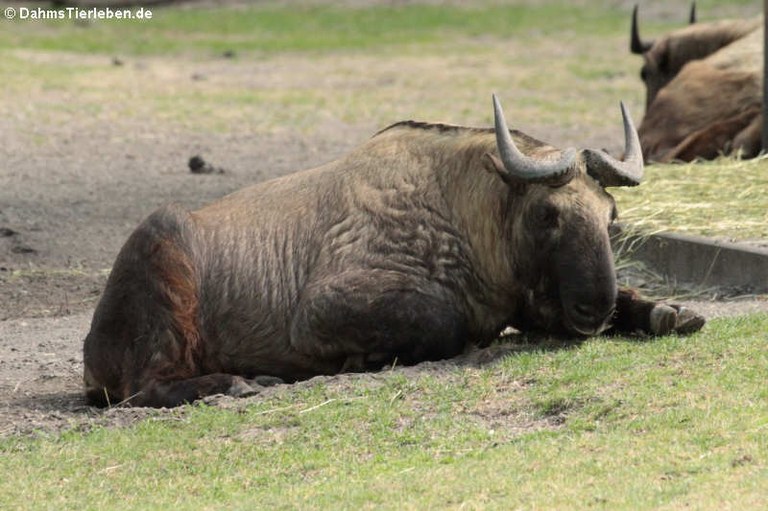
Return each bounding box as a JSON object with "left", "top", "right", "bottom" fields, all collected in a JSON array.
[
  {"left": 188, "top": 155, "right": 225, "bottom": 174},
  {"left": 11, "top": 245, "right": 37, "bottom": 254}
]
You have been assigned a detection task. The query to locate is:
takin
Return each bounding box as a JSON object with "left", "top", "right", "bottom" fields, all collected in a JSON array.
[
  {"left": 638, "top": 25, "right": 763, "bottom": 162},
  {"left": 83, "top": 96, "right": 705, "bottom": 408},
  {"left": 630, "top": 2, "right": 760, "bottom": 112}
]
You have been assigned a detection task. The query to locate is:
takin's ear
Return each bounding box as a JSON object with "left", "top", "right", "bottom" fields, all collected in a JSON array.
[
  {"left": 482, "top": 152, "right": 505, "bottom": 175},
  {"left": 482, "top": 152, "right": 527, "bottom": 192},
  {"left": 649, "top": 38, "right": 670, "bottom": 70}
]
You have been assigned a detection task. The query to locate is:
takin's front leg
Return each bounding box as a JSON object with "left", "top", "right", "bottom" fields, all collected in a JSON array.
[
  {"left": 662, "top": 107, "right": 761, "bottom": 162},
  {"left": 610, "top": 287, "right": 705, "bottom": 336}
]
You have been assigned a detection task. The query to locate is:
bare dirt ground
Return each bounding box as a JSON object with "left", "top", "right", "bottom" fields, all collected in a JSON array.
[{"left": 1, "top": 4, "right": 766, "bottom": 436}]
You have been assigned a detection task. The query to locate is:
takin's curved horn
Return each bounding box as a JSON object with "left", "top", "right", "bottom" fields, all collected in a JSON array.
[
  {"left": 689, "top": 1, "right": 697, "bottom": 24},
  {"left": 631, "top": 4, "right": 653, "bottom": 54},
  {"left": 492, "top": 94, "right": 576, "bottom": 185},
  {"left": 583, "top": 102, "right": 644, "bottom": 187}
]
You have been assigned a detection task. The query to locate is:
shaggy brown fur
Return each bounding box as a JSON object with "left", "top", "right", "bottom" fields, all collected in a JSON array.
[
  {"left": 631, "top": 5, "right": 759, "bottom": 111},
  {"left": 83, "top": 118, "right": 703, "bottom": 407},
  {"left": 638, "top": 26, "right": 762, "bottom": 162}
]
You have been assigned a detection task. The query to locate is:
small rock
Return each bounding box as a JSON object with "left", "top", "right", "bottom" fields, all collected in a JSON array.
[
  {"left": 11, "top": 245, "right": 37, "bottom": 255},
  {"left": 188, "top": 155, "right": 225, "bottom": 175}
]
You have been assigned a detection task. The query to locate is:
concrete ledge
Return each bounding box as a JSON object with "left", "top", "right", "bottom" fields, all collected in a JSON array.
[{"left": 613, "top": 228, "right": 768, "bottom": 294}]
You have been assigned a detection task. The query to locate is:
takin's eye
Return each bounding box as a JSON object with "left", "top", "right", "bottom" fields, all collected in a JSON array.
[
  {"left": 656, "top": 50, "right": 670, "bottom": 72},
  {"left": 640, "top": 66, "right": 649, "bottom": 82}
]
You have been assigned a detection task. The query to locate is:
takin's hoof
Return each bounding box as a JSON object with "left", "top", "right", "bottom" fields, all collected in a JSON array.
[
  {"left": 670, "top": 305, "right": 706, "bottom": 334},
  {"left": 650, "top": 304, "right": 706, "bottom": 335}
]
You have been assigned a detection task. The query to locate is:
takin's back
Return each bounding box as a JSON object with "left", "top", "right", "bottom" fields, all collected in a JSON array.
[
  {"left": 187, "top": 123, "right": 528, "bottom": 354},
  {"left": 83, "top": 122, "right": 531, "bottom": 405}
]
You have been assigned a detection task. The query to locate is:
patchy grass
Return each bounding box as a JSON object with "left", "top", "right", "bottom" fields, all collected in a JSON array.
[
  {"left": 0, "top": 3, "right": 630, "bottom": 56},
  {"left": 614, "top": 156, "right": 768, "bottom": 241},
  {"left": 0, "top": 32, "right": 646, "bottom": 148},
  {"left": 2, "top": 0, "right": 754, "bottom": 58},
  {"left": 1, "top": 314, "right": 767, "bottom": 509}
]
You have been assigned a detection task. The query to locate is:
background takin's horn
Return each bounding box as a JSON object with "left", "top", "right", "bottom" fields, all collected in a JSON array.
[
  {"left": 492, "top": 94, "right": 576, "bottom": 185},
  {"left": 583, "top": 102, "right": 644, "bottom": 187},
  {"left": 631, "top": 4, "right": 654, "bottom": 54}
]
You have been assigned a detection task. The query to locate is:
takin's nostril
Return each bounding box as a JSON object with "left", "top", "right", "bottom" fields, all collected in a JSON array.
[
  {"left": 566, "top": 302, "right": 614, "bottom": 336},
  {"left": 572, "top": 303, "right": 614, "bottom": 326}
]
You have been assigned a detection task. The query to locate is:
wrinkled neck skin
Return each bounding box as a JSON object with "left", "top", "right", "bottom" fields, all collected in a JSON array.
[
  {"left": 430, "top": 138, "right": 520, "bottom": 335},
  {"left": 436, "top": 144, "right": 617, "bottom": 337}
]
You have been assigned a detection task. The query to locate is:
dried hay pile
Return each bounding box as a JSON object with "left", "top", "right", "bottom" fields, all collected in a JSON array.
[{"left": 613, "top": 155, "right": 768, "bottom": 243}]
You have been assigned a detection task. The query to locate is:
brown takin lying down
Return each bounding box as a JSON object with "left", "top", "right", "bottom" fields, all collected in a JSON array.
[
  {"left": 630, "top": 3, "right": 760, "bottom": 112},
  {"left": 631, "top": 4, "right": 763, "bottom": 162},
  {"left": 82, "top": 96, "right": 705, "bottom": 408}
]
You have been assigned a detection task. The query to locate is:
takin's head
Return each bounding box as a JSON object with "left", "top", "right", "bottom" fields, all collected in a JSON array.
[
  {"left": 486, "top": 95, "right": 643, "bottom": 336},
  {"left": 630, "top": 3, "right": 759, "bottom": 110}
]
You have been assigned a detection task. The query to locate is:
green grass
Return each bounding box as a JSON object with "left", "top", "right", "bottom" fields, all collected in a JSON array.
[
  {"left": 5, "top": 0, "right": 750, "bottom": 58},
  {"left": 1, "top": 315, "right": 767, "bottom": 509},
  {"left": 0, "top": 2, "right": 641, "bottom": 139},
  {"left": 0, "top": 6, "right": 647, "bottom": 136},
  {"left": 0, "top": 3, "right": 631, "bottom": 56},
  {"left": 3, "top": 0, "right": 753, "bottom": 58}
]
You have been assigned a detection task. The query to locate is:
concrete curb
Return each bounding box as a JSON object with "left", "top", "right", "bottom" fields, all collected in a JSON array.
[{"left": 612, "top": 228, "right": 768, "bottom": 294}]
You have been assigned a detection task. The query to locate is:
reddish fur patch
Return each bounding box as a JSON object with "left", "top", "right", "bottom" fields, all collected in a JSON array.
[
  {"left": 148, "top": 237, "right": 203, "bottom": 382},
  {"left": 664, "top": 106, "right": 761, "bottom": 162}
]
